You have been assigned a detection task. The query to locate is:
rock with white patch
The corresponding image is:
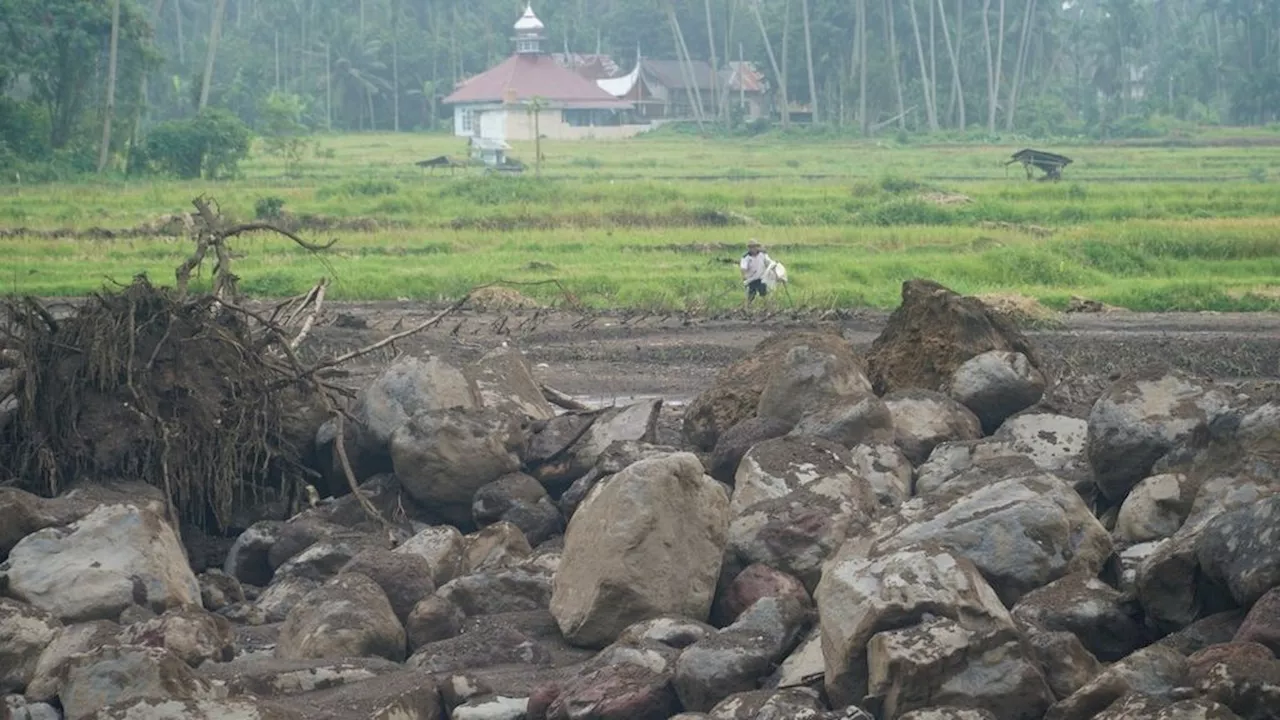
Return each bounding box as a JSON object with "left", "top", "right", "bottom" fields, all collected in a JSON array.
[
  {"left": 4, "top": 503, "right": 200, "bottom": 623},
  {"left": 0, "top": 599, "right": 61, "bottom": 694},
  {"left": 846, "top": 443, "right": 914, "bottom": 510},
  {"left": 816, "top": 544, "right": 1018, "bottom": 709},
  {"left": 883, "top": 390, "right": 984, "bottom": 465},
  {"left": 946, "top": 351, "right": 1046, "bottom": 434},
  {"left": 24, "top": 620, "right": 121, "bottom": 702},
  {"left": 196, "top": 656, "right": 401, "bottom": 698},
  {"left": 706, "top": 687, "right": 826, "bottom": 719},
  {"left": 1138, "top": 475, "right": 1279, "bottom": 632},
  {"left": 1196, "top": 495, "right": 1280, "bottom": 609},
  {"left": 866, "top": 473, "right": 1114, "bottom": 605},
  {"left": 1116, "top": 473, "right": 1196, "bottom": 544},
  {"left": 452, "top": 695, "right": 528, "bottom": 720},
  {"left": 465, "top": 344, "right": 556, "bottom": 421},
  {"left": 1086, "top": 371, "right": 1229, "bottom": 502},
  {"left": 1043, "top": 646, "right": 1188, "bottom": 720},
  {"left": 394, "top": 525, "right": 467, "bottom": 588},
  {"left": 118, "top": 608, "right": 236, "bottom": 668},
  {"left": 863, "top": 615, "right": 1053, "bottom": 720},
  {"left": 765, "top": 627, "right": 824, "bottom": 691},
  {"left": 59, "top": 645, "right": 217, "bottom": 720},
  {"left": 275, "top": 573, "right": 406, "bottom": 663},
  {"left": 1012, "top": 573, "right": 1148, "bottom": 662},
  {"left": 730, "top": 437, "right": 873, "bottom": 518}
]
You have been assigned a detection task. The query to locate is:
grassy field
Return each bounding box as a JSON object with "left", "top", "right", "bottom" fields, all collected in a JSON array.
[{"left": 2, "top": 131, "right": 1279, "bottom": 312}]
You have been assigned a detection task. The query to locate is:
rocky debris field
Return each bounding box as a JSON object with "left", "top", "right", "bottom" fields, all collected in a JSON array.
[{"left": 3, "top": 278, "right": 1280, "bottom": 720}]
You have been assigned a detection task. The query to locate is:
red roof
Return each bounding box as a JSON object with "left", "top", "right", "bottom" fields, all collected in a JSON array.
[{"left": 444, "top": 54, "right": 632, "bottom": 108}]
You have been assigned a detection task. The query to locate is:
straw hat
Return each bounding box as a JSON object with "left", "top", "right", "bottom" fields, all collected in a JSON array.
[{"left": 747, "top": 239, "right": 763, "bottom": 250}]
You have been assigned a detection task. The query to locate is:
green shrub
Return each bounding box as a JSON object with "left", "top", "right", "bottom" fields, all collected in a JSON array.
[
  {"left": 317, "top": 179, "right": 400, "bottom": 199},
  {"left": 145, "top": 108, "right": 252, "bottom": 179},
  {"left": 255, "top": 196, "right": 286, "bottom": 219}
]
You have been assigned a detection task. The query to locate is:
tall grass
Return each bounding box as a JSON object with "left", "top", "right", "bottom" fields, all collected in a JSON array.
[{"left": 2, "top": 133, "right": 1278, "bottom": 312}]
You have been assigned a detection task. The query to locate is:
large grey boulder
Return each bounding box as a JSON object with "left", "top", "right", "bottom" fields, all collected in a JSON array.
[
  {"left": 1137, "top": 474, "right": 1278, "bottom": 632},
  {"left": 864, "top": 616, "right": 1053, "bottom": 720},
  {"left": 1087, "top": 371, "right": 1229, "bottom": 502},
  {"left": 674, "top": 596, "right": 812, "bottom": 711},
  {"left": 339, "top": 548, "right": 436, "bottom": 623},
  {"left": 394, "top": 525, "right": 467, "bottom": 588},
  {"left": 946, "top": 350, "right": 1046, "bottom": 434},
  {"left": 726, "top": 437, "right": 880, "bottom": 592},
  {"left": 756, "top": 345, "right": 874, "bottom": 427},
  {"left": 59, "top": 645, "right": 216, "bottom": 720},
  {"left": 1116, "top": 473, "right": 1196, "bottom": 544},
  {"left": 816, "top": 544, "right": 1018, "bottom": 709},
  {"left": 24, "top": 620, "right": 121, "bottom": 702},
  {"left": 864, "top": 473, "right": 1114, "bottom": 605},
  {"left": 0, "top": 599, "right": 61, "bottom": 694},
  {"left": 683, "top": 331, "right": 860, "bottom": 451},
  {"left": 708, "top": 417, "right": 795, "bottom": 484},
  {"left": 275, "top": 574, "right": 406, "bottom": 662},
  {"left": 846, "top": 443, "right": 914, "bottom": 511},
  {"left": 390, "top": 407, "right": 528, "bottom": 526},
  {"left": 4, "top": 503, "right": 200, "bottom": 623},
  {"left": 465, "top": 344, "right": 556, "bottom": 421},
  {"left": 788, "top": 396, "right": 896, "bottom": 451},
  {"left": 550, "top": 452, "right": 730, "bottom": 649},
  {"left": 1043, "top": 646, "right": 1187, "bottom": 720},
  {"left": 350, "top": 355, "right": 478, "bottom": 462},
  {"left": 883, "top": 390, "right": 983, "bottom": 465},
  {"left": 1012, "top": 573, "right": 1147, "bottom": 662},
  {"left": 118, "top": 609, "right": 236, "bottom": 668},
  {"left": 1197, "top": 495, "right": 1280, "bottom": 609},
  {"left": 730, "top": 437, "right": 873, "bottom": 518}
]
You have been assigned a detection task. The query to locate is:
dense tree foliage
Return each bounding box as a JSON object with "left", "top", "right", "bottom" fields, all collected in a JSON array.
[{"left": 1, "top": 0, "right": 1279, "bottom": 177}]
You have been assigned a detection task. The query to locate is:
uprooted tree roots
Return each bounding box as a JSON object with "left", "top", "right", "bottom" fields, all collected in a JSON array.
[
  {"left": 0, "top": 196, "right": 357, "bottom": 532},
  {"left": 0, "top": 196, "right": 578, "bottom": 533},
  {"left": 1, "top": 278, "right": 328, "bottom": 531}
]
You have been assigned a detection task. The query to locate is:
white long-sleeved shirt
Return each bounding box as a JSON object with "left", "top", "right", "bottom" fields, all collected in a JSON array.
[{"left": 740, "top": 251, "right": 772, "bottom": 283}]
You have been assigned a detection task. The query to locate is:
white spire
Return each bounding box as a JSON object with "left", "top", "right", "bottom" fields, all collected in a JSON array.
[{"left": 514, "top": 3, "right": 545, "bottom": 33}]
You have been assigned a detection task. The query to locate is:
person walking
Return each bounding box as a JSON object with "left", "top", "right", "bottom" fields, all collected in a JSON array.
[{"left": 740, "top": 239, "right": 773, "bottom": 310}]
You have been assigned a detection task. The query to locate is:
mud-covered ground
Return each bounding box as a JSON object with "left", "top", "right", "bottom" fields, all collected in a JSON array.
[{"left": 251, "top": 301, "right": 1280, "bottom": 446}]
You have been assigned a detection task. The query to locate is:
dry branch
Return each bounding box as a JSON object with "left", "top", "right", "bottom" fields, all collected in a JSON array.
[{"left": 541, "top": 383, "right": 591, "bottom": 412}]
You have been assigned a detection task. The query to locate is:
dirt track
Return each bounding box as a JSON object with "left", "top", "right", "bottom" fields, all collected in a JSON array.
[{"left": 282, "top": 302, "right": 1280, "bottom": 419}]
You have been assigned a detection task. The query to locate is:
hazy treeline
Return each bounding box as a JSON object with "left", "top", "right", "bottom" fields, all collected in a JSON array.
[{"left": 1, "top": 0, "right": 1279, "bottom": 175}]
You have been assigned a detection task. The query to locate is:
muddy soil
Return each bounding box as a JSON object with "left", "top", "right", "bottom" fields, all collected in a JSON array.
[{"left": 257, "top": 302, "right": 1280, "bottom": 442}]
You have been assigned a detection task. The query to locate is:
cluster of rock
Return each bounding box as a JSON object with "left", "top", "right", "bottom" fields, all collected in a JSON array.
[{"left": 3, "top": 279, "right": 1279, "bottom": 720}]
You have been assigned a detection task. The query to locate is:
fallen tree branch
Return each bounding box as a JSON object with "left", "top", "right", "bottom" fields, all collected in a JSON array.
[
  {"left": 289, "top": 278, "right": 328, "bottom": 351},
  {"left": 540, "top": 383, "right": 591, "bottom": 411},
  {"left": 289, "top": 288, "right": 480, "bottom": 381},
  {"left": 218, "top": 222, "right": 338, "bottom": 252},
  {"left": 333, "top": 412, "right": 396, "bottom": 547}
]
